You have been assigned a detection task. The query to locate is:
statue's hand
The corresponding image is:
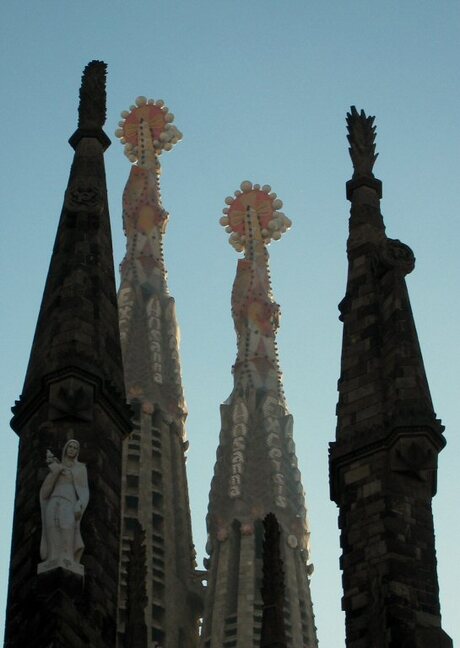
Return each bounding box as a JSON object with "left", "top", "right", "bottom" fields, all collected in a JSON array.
[{"left": 49, "top": 461, "right": 62, "bottom": 474}]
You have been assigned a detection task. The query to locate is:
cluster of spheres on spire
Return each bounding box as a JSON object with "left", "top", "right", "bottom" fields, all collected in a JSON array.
[
  {"left": 115, "top": 96, "right": 183, "bottom": 163},
  {"left": 219, "top": 181, "right": 292, "bottom": 252}
]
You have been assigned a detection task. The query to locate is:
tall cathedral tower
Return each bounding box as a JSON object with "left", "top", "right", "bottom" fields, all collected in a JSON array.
[
  {"left": 329, "top": 108, "right": 452, "bottom": 648},
  {"left": 4, "top": 62, "right": 131, "bottom": 648},
  {"left": 114, "top": 97, "right": 201, "bottom": 647},
  {"left": 201, "top": 182, "right": 317, "bottom": 648}
]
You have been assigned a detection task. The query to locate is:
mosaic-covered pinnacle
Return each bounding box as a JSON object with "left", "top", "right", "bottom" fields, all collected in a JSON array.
[
  {"left": 346, "top": 106, "right": 378, "bottom": 179},
  {"left": 115, "top": 96, "right": 183, "bottom": 165},
  {"left": 219, "top": 181, "right": 292, "bottom": 252}
]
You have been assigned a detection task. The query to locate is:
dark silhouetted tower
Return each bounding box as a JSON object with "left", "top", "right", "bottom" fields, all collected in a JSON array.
[
  {"left": 4, "top": 61, "right": 131, "bottom": 648},
  {"left": 329, "top": 107, "right": 452, "bottom": 648}
]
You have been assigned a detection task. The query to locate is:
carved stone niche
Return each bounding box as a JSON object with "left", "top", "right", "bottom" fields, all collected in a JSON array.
[
  {"left": 48, "top": 377, "right": 94, "bottom": 422},
  {"left": 378, "top": 238, "right": 415, "bottom": 276},
  {"left": 389, "top": 433, "right": 439, "bottom": 496}
]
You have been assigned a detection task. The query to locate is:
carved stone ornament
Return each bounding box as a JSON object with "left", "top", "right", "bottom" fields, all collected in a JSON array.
[
  {"left": 49, "top": 377, "right": 94, "bottom": 422},
  {"left": 142, "top": 400, "right": 154, "bottom": 415},
  {"left": 241, "top": 522, "right": 254, "bottom": 536},
  {"left": 37, "top": 439, "right": 89, "bottom": 576},
  {"left": 379, "top": 238, "right": 415, "bottom": 276},
  {"left": 346, "top": 105, "right": 378, "bottom": 179},
  {"left": 65, "top": 180, "right": 103, "bottom": 214},
  {"left": 391, "top": 438, "right": 436, "bottom": 482},
  {"left": 78, "top": 60, "right": 107, "bottom": 130}
]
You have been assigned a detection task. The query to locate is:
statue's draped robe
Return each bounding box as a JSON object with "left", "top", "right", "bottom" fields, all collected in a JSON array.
[{"left": 39, "top": 460, "right": 89, "bottom": 563}]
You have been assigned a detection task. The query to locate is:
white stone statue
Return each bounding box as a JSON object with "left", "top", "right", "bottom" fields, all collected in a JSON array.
[{"left": 38, "top": 439, "right": 89, "bottom": 575}]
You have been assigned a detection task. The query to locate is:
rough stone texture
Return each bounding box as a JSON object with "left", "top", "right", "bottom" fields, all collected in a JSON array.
[
  {"left": 4, "top": 63, "right": 131, "bottom": 648},
  {"left": 329, "top": 108, "right": 452, "bottom": 648}
]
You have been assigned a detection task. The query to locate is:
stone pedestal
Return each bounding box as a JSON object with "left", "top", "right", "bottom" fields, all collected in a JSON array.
[{"left": 37, "top": 558, "right": 84, "bottom": 577}]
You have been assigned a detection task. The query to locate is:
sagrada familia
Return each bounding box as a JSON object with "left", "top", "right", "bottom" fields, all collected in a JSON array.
[{"left": 3, "top": 61, "right": 453, "bottom": 648}]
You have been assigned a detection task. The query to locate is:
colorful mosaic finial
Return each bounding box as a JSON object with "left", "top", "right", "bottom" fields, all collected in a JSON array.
[
  {"left": 115, "top": 96, "right": 182, "bottom": 166},
  {"left": 221, "top": 182, "right": 290, "bottom": 399},
  {"left": 219, "top": 181, "right": 292, "bottom": 253}
]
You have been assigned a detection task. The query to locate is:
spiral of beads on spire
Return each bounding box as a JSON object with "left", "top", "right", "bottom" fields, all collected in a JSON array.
[
  {"left": 115, "top": 96, "right": 183, "bottom": 163},
  {"left": 219, "top": 181, "right": 292, "bottom": 252}
]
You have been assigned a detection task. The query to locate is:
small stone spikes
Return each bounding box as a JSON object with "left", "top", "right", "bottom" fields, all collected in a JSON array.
[
  {"left": 78, "top": 60, "right": 107, "bottom": 129},
  {"left": 346, "top": 105, "right": 378, "bottom": 178}
]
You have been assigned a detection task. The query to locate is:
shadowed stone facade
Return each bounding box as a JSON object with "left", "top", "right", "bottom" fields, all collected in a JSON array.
[
  {"left": 329, "top": 107, "right": 452, "bottom": 648},
  {"left": 4, "top": 62, "right": 131, "bottom": 648},
  {"left": 260, "top": 513, "right": 288, "bottom": 648}
]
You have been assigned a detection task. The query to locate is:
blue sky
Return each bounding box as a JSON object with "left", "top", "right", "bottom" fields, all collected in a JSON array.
[{"left": 1, "top": 2, "right": 459, "bottom": 645}]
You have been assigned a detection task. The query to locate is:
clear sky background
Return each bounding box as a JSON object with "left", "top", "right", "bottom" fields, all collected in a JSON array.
[{"left": 0, "top": 2, "right": 459, "bottom": 645}]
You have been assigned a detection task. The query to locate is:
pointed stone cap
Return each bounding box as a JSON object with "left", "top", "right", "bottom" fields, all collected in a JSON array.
[{"left": 13, "top": 61, "right": 128, "bottom": 430}]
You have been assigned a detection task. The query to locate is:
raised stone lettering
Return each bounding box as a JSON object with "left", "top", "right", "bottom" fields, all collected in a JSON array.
[
  {"left": 232, "top": 437, "right": 245, "bottom": 451},
  {"left": 232, "top": 423, "right": 247, "bottom": 438}
]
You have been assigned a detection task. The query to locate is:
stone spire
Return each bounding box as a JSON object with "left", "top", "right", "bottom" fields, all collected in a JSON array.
[
  {"left": 5, "top": 61, "right": 131, "bottom": 648},
  {"left": 329, "top": 107, "right": 452, "bottom": 648},
  {"left": 201, "top": 182, "right": 317, "bottom": 647},
  {"left": 20, "top": 61, "right": 123, "bottom": 403},
  {"left": 114, "top": 97, "right": 201, "bottom": 647}
]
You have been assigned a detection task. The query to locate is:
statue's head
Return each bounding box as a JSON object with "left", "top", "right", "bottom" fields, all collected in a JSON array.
[{"left": 62, "top": 439, "right": 80, "bottom": 461}]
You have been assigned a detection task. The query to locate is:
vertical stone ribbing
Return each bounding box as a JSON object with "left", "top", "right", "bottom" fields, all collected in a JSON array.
[
  {"left": 4, "top": 62, "right": 131, "bottom": 648},
  {"left": 209, "top": 541, "right": 231, "bottom": 646},
  {"left": 260, "top": 514, "right": 287, "bottom": 648},
  {"left": 329, "top": 107, "right": 452, "bottom": 648},
  {"left": 236, "top": 533, "right": 256, "bottom": 645}
]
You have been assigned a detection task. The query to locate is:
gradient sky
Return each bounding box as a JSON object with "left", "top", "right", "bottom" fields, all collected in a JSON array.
[{"left": 1, "top": 2, "right": 459, "bottom": 645}]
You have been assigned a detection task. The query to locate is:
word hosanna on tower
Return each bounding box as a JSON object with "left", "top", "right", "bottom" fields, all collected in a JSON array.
[{"left": 3, "top": 62, "right": 452, "bottom": 648}]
